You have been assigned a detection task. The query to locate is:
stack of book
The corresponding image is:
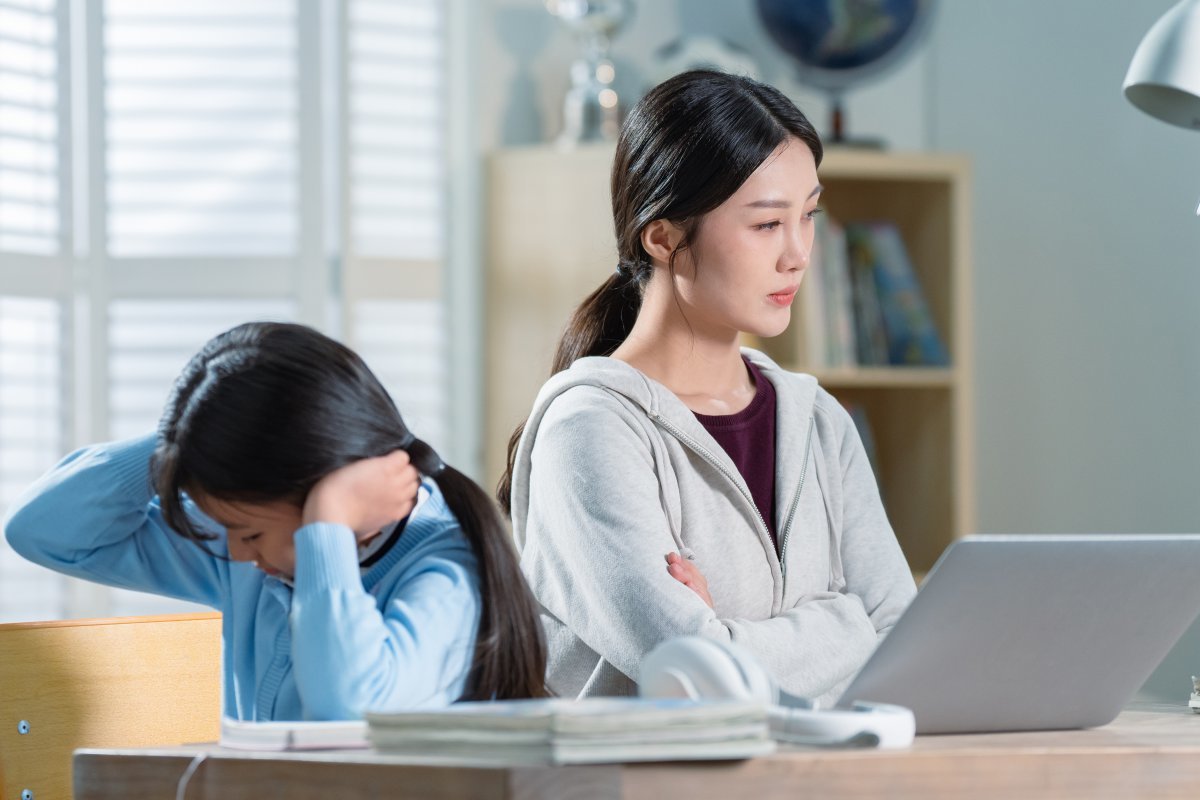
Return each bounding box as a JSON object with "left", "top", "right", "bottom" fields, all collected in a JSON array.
[
  {"left": 366, "top": 697, "right": 773, "bottom": 765},
  {"left": 792, "top": 216, "right": 948, "bottom": 369}
]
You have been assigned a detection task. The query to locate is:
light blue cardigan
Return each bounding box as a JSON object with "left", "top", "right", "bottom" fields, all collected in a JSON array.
[{"left": 2, "top": 434, "right": 481, "bottom": 721}]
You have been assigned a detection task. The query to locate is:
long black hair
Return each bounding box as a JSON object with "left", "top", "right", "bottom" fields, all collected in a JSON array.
[
  {"left": 153, "top": 321, "right": 547, "bottom": 700},
  {"left": 498, "top": 69, "right": 823, "bottom": 513}
]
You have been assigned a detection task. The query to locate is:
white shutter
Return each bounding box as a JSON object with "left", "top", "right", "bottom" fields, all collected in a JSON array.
[
  {"left": 0, "top": 0, "right": 60, "bottom": 255},
  {"left": 0, "top": 298, "right": 67, "bottom": 622},
  {"left": 0, "top": 0, "right": 72, "bottom": 622},
  {"left": 342, "top": 0, "right": 448, "bottom": 455},
  {"left": 103, "top": 0, "right": 299, "bottom": 258}
]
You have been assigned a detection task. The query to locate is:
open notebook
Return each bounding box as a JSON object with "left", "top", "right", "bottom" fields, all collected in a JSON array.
[{"left": 219, "top": 717, "right": 369, "bottom": 751}]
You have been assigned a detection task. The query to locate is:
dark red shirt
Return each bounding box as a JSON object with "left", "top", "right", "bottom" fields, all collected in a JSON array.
[{"left": 693, "top": 359, "right": 778, "bottom": 550}]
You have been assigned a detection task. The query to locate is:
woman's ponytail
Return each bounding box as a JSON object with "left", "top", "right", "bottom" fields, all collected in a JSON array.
[{"left": 496, "top": 266, "right": 645, "bottom": 514}]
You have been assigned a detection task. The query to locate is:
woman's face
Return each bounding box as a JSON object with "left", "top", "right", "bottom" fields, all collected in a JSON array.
[
  {"left": 671, "top": 137, "right": 822, "bottom": 340},
  {"left": 194, "top": 495, "right": 302, "bottom": 579}
]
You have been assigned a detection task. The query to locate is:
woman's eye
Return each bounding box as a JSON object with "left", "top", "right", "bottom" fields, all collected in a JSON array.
[
  {"left": 804, "top": 207, "right": 825, "bottom": 221},
  {"left": 754, "top": 221, "right": 782, "bottom": 231}
]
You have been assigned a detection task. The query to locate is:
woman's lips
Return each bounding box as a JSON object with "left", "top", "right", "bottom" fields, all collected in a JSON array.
[{"left": 768, "top": 287, "right": 799, "bottom": 306}]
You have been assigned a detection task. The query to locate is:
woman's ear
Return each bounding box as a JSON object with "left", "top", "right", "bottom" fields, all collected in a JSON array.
[{"left": 640, "top": 219, "right": 686, "bottom": 267}]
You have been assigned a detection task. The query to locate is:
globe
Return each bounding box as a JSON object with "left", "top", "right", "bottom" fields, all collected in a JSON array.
[{"left": 755, "top": 0, "right": 935, "bottom": 143}]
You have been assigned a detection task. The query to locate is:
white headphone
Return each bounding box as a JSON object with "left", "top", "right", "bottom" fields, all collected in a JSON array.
[{"left": 639, "top": 636, "right": 915, "bottom": 749}]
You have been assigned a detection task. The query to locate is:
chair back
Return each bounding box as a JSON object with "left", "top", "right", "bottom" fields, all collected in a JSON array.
[{"left": 0, "top": 613, "right": 221, "bottom": 800}]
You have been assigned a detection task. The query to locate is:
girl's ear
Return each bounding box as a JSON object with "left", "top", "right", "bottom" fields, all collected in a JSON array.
[{"left": 640, "top": 219, "right": 686, "bottom": 267}]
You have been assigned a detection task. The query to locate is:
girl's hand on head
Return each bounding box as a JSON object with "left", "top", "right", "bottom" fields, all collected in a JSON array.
[
  {"left": 302, "top": 450, "right": 420, "bottom": 539},
  {"left": 665, "top": 551, "right": 714, "bottom": 608}
]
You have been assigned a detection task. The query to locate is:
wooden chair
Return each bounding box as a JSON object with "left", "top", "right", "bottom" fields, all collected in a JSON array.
[{"left": 0, "top": 613, "right": 221, "bottom": 800}]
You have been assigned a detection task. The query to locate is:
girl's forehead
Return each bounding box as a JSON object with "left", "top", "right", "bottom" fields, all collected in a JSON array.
[{"left": 192, "top": 495, "right": 297, "bottom": 529}]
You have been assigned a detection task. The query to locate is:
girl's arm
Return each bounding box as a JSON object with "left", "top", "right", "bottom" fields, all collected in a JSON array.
[
  {"left": 521, "top": 389, "right": 892, "bottom": 704},
  {"left": 288, "top": 514, "right": 480, "bottom": 720},
  {"left": 2, "top": 435, "right": 228, "bottom": 607}
]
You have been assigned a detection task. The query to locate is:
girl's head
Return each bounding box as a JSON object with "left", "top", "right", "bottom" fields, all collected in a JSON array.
[
  {"left": 498, "top": 69, "right": 822, "bottom": 512},
  {"left": 154, "top": 322, "right": 417, "bottom": 569},
  {"left": 155, "top": 321, "right": 547, "bottom": 700}
]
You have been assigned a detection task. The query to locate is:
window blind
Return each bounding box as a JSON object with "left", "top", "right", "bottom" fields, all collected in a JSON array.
[
  {"left": 103, "top": 0, "right": 299, "bottom": 257},
  {"left": 0, "top": 0, "right": 70, "bottom": 622},
  {"left": 0, "top": 297, "right": 67, "bottom": 622},
  {"left": 0, "top": 0, "right": 60, "bottom": 254},
  {"left": 344, "top": 0, "right": 447, "bottom": 454}
]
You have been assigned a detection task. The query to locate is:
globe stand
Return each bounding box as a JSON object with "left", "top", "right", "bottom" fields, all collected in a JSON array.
[{"left": 827, "top": 92, "right": 885, "bottom": 150}]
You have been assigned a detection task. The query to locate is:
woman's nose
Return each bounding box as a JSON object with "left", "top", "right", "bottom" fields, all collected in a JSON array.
[{"left": 782, "top": 227, "right": 810, "bottom": 271}]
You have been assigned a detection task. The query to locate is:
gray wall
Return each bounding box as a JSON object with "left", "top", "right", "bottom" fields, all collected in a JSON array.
[
  {"left": 480, "top": 0, "right": 1200, "bottom": 702},
  {"left": 931, "top": 1, "right": 1200, "bottom": 703}
]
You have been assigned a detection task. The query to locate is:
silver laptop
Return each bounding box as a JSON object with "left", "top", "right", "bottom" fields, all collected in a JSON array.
[{"left": 837, "top": 534, "right": 1200, "bottom": 734}]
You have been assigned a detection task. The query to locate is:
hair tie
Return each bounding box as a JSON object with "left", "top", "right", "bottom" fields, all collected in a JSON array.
[{"left": 404, "top": 436, "right": 446, "bottom": 477}]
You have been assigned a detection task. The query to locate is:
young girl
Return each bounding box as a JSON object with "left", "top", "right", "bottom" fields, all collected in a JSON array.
[
  {"left": 5, "top": 322, "right": 546, "bottom": 720},
  {"left": 498, "top": 70, "right": 916, "bottom": 707}
]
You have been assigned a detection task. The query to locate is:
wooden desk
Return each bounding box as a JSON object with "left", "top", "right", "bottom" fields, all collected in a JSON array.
[{"left": 74, "top": 705, "right": 1200, "bottom": 800}]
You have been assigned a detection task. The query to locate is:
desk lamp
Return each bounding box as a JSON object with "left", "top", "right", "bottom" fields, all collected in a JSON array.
[{"left": 1124, "top": 0, "right": 1200, "bottom": 213}]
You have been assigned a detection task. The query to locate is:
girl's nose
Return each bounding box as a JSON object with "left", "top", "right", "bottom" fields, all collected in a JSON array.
[{"left": 227, "top": 539, "right": 254, "bottom": 562}]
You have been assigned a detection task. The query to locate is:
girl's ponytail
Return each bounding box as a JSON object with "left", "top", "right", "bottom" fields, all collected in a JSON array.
[
  {"left": 410, "top": 437, "right": 548, "bottom": 700},
  {"left": 496, "top": 266, "right": 644, "bottom": 514}
]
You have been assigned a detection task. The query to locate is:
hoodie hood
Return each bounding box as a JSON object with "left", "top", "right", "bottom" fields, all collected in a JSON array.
[{"left": 511, "top": 348, "right": 819, "bottom": 550}]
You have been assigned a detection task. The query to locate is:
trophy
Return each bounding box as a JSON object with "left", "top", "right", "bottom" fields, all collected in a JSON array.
[{"left": 545, "top": 0, "right": 634, "bottom": 146}]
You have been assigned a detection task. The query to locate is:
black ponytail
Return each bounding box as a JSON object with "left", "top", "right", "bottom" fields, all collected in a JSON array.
[{"left": 405, "top": 436, "right": 548, "bottom": 699}]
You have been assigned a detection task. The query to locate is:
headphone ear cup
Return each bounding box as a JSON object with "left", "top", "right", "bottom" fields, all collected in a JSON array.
[{"left": 639, "top": 636, "right": 778, "bottom": 705}]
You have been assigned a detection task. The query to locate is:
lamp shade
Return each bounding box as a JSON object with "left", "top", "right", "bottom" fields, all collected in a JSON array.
[{"left": 1124, "top": 0, "right": 1200, "bottom": 129}]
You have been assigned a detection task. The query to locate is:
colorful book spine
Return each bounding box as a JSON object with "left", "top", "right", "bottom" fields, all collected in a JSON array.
[
  {"left": 866, "top": 222, "right": 949, "bottom": 367},
  {"left": 844, "top": 224, "right": 890, "bottom": 366}
]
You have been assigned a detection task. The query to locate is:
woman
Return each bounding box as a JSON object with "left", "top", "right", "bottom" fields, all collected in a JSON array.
[
  {"left": 499, "top": 70, "right": 915, "bottom": 706},
  {"left": 5, "top": 321, "right": 546, "bottom": 719}
]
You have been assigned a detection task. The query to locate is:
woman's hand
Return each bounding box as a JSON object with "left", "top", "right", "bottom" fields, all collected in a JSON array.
[
  {"left": 302, "top": 450, "right": 420, "bottom": 540},
  {"left": 666, "top": 551, "right": 714, "bottom": 608}
]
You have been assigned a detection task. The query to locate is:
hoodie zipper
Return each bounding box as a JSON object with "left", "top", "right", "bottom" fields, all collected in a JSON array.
[
  {"left": 647, "top": 408, "right": 814, "bottom": 591},
  {"left": 777, "top": 416, "right": 815, "bottom": 575}
]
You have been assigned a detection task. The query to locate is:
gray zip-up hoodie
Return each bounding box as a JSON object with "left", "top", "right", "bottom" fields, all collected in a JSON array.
[{"left": 511, "top": 348, "right": 916, "bottom": 706}]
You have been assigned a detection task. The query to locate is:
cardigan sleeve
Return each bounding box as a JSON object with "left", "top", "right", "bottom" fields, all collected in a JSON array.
[
  {"left": 2, "top": 434, "right": 228, "bottom": 608},
  {"left": 288, "top": 512, "right": 481, "bottom": 719}
]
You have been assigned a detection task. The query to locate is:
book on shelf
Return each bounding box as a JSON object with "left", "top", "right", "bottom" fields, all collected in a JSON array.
[
  {"left": 365, "top": 697, "right": 773, "bottom": 765},
  {"left": 789, "top": 216, "right": 947, "bottom": 371},
  {"left": 845, "top": 223, "right": 891, "bottom": 366},
  {"left": 865, "top": 222, "right": 949, "bottom": 367},
  {"left": 219, "top": 717, "right": 369, "bottom": 751}
]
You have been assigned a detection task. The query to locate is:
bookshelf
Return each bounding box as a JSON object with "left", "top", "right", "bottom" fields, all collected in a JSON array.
[{"left": 485, "top": 145, "right": 974, "bottom": 574}]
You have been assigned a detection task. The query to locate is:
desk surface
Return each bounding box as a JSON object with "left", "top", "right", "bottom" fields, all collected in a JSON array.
[{"left": 74, "top": 704, "right": 1200, "bottom": 800}]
